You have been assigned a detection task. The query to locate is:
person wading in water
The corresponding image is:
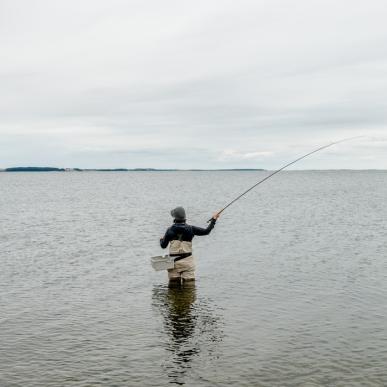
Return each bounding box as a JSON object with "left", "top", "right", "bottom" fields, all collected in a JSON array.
[{"left": 160, "top": 207, "right": 220, "bottom": 284}]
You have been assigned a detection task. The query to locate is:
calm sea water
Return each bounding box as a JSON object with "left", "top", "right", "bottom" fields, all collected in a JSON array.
[{"left": 1, "top": 171, "right": 387, "bottom": 386}]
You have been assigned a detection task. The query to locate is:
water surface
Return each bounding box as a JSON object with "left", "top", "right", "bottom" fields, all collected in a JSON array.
[{"left": 1, "top": 171, "right": 387, "bottom": 386}]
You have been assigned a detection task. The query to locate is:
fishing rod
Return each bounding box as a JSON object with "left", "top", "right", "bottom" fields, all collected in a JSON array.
[{"left": 208, "top": 136, "right": 363, "bottom": 222}]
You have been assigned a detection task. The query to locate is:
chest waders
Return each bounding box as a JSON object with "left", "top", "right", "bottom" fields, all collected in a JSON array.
[
  {"left": 168, "top": 232, "right": 196, "bottom": 283},
  {"left": 169, "top": 232, "right": 192, "bottom": 262}
]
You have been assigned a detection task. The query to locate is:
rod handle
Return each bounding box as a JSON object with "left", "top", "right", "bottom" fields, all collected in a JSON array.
[{"left": 207, "top": 210, "right": 223, "bottom": 223}]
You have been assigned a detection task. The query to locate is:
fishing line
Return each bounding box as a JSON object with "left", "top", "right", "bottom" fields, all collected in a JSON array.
[{"left": 208, "top": 136, "right": 363, "bottom": 222}]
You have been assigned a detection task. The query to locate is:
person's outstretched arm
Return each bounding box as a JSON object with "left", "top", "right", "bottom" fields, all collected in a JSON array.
[{"left": 192, "top": 212, "right": 220, "bottom": 236}]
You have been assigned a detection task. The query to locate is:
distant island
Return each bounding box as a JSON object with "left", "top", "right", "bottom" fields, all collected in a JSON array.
[
  {"left": 4, "top": 167, "right": 66, "bottom": 172},
  {"left": 1, "top": 167, "right": 266, "bottom": 172}
]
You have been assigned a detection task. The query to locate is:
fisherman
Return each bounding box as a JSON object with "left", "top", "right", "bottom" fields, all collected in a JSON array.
[{"left": 160, "top": 207, "right": 220, "bottom": 283}]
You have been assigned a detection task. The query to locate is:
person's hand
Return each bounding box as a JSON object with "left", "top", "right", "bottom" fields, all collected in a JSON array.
[{"left": 212, "top": 211, "right": 221, "bottom": 220}]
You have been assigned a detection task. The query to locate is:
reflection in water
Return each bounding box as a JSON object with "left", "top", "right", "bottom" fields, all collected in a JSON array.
[{"left": 152, "top": 283, "right": 223, "bottom": 385}]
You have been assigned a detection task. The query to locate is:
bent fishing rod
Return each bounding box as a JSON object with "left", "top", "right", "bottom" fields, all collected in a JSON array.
[{"left": 208, "top": 136, "right": 363, "bottom": 222}]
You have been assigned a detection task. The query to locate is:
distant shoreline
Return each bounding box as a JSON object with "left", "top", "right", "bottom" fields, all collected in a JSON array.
[
  {"left": 1, "top": 167, "right": 386, "bottom": 172},
  {"left": 0, "top": 167, "right": 266, "bottom": 172}
]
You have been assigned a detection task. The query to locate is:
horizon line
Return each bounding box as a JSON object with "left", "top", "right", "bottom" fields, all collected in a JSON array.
[{"left": 1, "top": 166, "right": 387, "bottom": 172}]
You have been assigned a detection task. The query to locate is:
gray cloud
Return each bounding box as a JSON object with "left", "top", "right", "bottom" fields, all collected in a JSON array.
[{"left": 1, "top": 0, "right": 387, "bottom": 169}]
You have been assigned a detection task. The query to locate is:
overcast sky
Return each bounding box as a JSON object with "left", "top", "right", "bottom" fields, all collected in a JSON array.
[{"left": 1, "top": 0, "right": 387, "bottom": 169}]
